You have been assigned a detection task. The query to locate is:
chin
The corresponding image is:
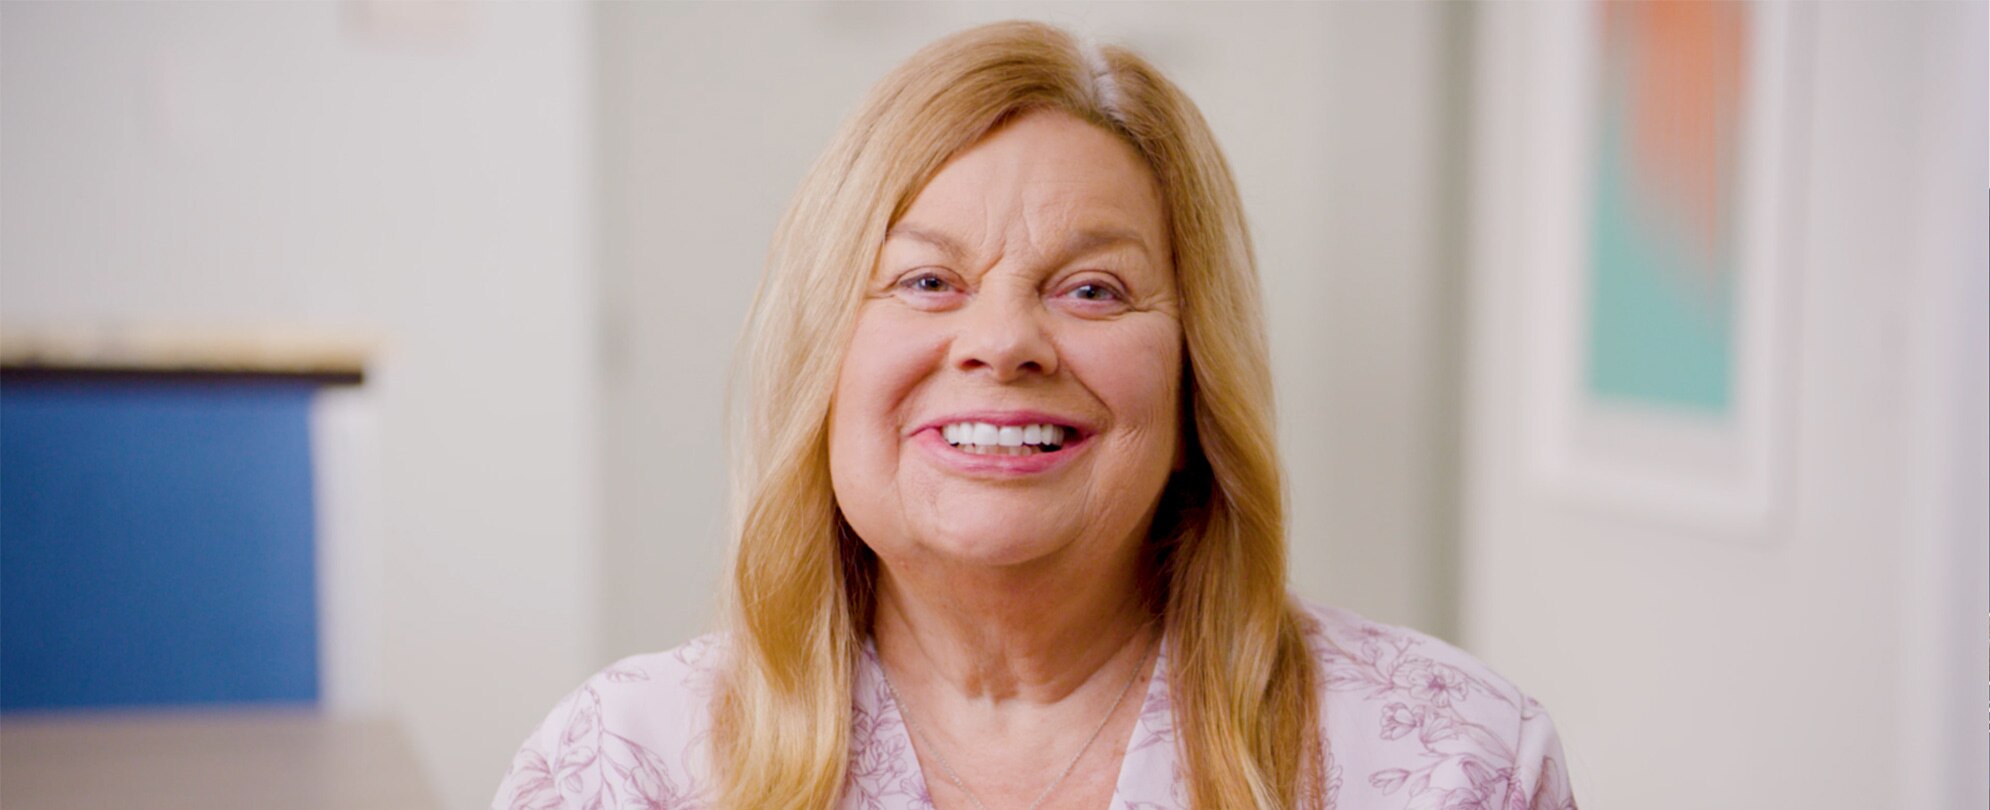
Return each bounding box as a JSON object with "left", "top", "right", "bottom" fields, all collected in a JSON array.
[{"left": 920, "top": 522, "right": 1073, "bottom": 569}]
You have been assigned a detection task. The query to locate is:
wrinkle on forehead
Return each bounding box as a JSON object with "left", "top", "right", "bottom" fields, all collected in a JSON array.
[
  {"left": 891, "top": 110, "right": 1168, "bottom": 273},
  {"left": 883, "top": 221, "right": 1157, "bottom": 278}
]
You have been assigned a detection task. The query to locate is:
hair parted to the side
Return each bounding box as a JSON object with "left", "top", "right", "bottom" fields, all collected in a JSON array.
[{"left": 717, "top": 20, "right": 1322, "bottom": 809}]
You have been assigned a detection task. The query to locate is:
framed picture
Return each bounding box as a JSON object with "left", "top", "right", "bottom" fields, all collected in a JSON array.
[{"left": 1520, "top": 2, "right": 1806, "bottom": 537}]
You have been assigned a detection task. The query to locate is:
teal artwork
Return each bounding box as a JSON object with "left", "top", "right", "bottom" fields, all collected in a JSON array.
[{"left": 1584, "top": 3, "right": 1746, "bottom": 416}]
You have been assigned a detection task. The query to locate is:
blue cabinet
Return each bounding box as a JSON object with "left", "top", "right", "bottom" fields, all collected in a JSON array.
[{"left": 2, "top": 377, "right": 323, "bottom": 710}]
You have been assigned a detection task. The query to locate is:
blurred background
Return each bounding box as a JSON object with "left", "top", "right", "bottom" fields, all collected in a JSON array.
[{"left": 0, "top": 2, "right": 1982, "bottom": 809}]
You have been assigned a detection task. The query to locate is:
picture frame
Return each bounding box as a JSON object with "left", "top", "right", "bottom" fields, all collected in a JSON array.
[{"left": 1519, "top": 2, "right": 1807, "bottom": 538}]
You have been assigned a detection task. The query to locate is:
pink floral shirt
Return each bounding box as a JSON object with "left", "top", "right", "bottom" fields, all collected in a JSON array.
[{"left": 494, "top": 600, "right": 1577, "bottom": 809}]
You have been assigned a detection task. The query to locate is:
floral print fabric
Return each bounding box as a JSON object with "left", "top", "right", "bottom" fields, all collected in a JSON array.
[{"left": 493, "top": 600, "right": 1577, "bottom": 809}]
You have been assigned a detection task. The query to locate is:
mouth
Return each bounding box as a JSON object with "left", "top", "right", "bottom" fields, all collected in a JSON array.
[
  {"left": 913, "top": 411, "right": 1094, "bottom": 465},
  {"left": 938, "top": 420, "right": 1075, "bottom": 457}
]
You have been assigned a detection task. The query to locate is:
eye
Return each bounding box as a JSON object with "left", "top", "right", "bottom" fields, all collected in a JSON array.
[
  {"left": 1067, "top": 282, "right": 1121, "bottom": 302},
  {"left": 1054, "top": 275, "right": 1131, "bottom": 308},
  {"left": 902, "top": 273, "right": 954, "bottom": 294},
  {"left": 893, "top": 271, "right": 961, "bottom": 296},
  {"left": 890, "top": 270, "right": 965, "bottom": 310}
]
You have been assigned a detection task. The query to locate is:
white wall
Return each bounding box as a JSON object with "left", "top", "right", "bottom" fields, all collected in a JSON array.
[
  {"left": 593, "top": 3, "right": 1470, "bottom": 660},
  {"left": 1463, "top": 3, "right": 1987, "bottom": 807},
  {"left": 0, "top": 4, "right": 599, "bottom": 809}
]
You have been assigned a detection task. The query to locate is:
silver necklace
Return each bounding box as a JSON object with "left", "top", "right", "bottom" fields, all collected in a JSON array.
[{"left": 876, "top": 630, "right": 1155, "bottom": 810}]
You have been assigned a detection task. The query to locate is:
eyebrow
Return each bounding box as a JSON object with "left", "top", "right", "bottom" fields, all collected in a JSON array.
[
  {"left": 883, "top": 224, "right": 969, "bottom": 259},
  {"left": 883, "top": 223, "right": 1153, "bottom": 264}
]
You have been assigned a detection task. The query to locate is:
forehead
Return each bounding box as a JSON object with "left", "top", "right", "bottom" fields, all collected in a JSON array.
[{"left": 891, "top": 110, "right": 1167, "bottom": 259}]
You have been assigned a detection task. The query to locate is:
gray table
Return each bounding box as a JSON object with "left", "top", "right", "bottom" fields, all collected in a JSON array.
[{"left": 0, "top": 709, "right": 440, "bottom": 810}]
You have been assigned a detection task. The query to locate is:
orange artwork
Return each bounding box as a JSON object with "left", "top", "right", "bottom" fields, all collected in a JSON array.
[{"left": 1606, "top": 0, "right": 1748, "bottom": 278}]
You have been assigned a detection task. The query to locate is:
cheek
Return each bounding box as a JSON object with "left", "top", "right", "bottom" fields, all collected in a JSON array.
[
  {"left": 1063, "top": 319, "right": 1183, "bottom": 445},
  {"left": 829, "top": 306, "right": 947, "bottom": 470}
]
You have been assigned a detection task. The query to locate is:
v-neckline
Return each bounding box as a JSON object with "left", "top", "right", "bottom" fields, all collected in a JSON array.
[{"left": 854, "top": 633, "right": 1179, "bottom": 810}]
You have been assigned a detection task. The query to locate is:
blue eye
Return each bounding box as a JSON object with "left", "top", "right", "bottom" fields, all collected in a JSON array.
[
  {"left": 900, "top": 273, "right": 953, "bottom": 293},
  {"left": 1068, "top": 283, "right": 1121, "bottom": 301}
]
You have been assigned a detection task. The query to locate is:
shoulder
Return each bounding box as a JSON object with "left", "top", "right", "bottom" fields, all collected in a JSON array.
[
  {"left": 491, "top": 633, "right": 729, "bottom": 810},
  {"left": 1294, "top": 599, "right": 1531, "bottom": 716},
  {"left": 1291, "top": 598, "right": 1577, "bottom": 809}
]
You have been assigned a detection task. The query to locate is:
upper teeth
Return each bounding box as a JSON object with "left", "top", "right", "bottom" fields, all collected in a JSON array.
[{"left": 942, "top": 422, "right": 1067, "bottom": 447}]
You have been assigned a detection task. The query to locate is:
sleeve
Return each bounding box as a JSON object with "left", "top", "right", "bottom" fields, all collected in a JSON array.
[
  {"left": 1503, "top": 697, "right": 1579, "bottom": 810},
  {"left": 491, "top": 655, "right": 709, "bottom": 810},
  {"left": 491, "top": 686, "right": 586, "bottom": 810}
]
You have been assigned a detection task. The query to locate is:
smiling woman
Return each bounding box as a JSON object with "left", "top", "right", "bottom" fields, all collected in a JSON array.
[
  {"left": 495, "top": 20, "right": 1575, "bottom": 810},
  {"left": 831, "top": 111, "right": 1183, "bottom": 575}
]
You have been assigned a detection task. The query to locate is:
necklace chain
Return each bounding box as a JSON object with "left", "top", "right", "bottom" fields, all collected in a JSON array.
[{"left": 876, "top": 630, "right": 1156, "bottom": 810}]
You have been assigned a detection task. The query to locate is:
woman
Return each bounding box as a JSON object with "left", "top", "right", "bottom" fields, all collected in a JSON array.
[{"left": 496, "top": 21, "right": 1575, "bottom": 810}]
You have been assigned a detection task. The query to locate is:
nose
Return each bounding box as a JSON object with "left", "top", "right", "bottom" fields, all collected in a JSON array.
[{"left": 949, "top": 284, "right": 1058, "bottom": 381}]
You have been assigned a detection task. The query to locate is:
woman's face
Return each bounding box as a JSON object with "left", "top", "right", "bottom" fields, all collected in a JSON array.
[{"left": 829, "top": 110, "right": 1182, "bottom": 573}]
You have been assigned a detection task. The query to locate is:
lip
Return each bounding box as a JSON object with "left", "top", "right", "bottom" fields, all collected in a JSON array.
[{"left": 911, "top": 410, "right": 1096, "bottom": 477}]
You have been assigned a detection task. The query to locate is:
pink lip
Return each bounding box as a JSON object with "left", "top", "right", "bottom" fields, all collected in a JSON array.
[{"left": 910, "top": 410, "right": 1096, "bottom": 477}]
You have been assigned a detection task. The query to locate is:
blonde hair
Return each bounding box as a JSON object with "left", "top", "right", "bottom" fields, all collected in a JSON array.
[{"left": 717, "top": 20, "right": 1321, "bottom": 809}]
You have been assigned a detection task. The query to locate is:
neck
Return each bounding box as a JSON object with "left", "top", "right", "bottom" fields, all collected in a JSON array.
[{"left": 872, "top": 550, "right": 1155, "bottom": 706}]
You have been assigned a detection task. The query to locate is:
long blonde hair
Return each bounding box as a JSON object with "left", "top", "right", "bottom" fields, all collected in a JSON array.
[{"left": 717, "top": 20, "right": 1320, "bottom": 809}]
